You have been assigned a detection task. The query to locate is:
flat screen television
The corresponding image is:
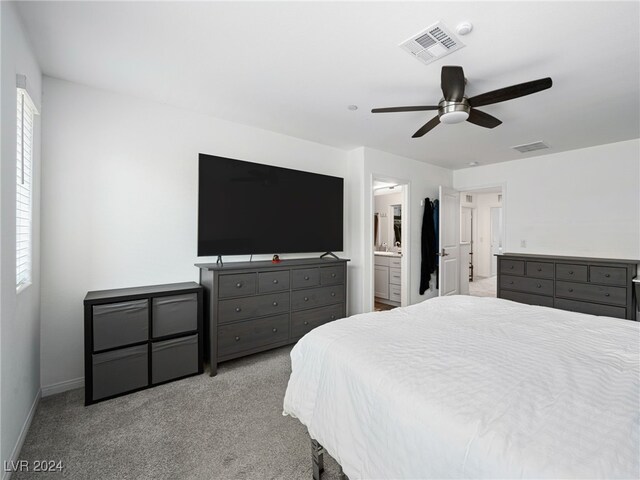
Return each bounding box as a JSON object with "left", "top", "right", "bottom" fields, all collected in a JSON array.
[{"left": 198, "top": 154, "right": 344, "bottom": 256}]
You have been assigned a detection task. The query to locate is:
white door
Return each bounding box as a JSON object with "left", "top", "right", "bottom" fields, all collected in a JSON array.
[
  {"left": 439, "top": 186, "right": 461, "bottom": 296},
  {"left": 490, "top": 207, "right": 503, "bottom": 276}
]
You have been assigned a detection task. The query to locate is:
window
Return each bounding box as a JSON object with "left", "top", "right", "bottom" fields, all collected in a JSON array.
[{"left": 16, "top": 81, "right": 37, "bottom": 291}]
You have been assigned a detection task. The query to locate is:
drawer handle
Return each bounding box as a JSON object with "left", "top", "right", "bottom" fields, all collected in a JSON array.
[
  {"left": 304, "top": 276, "right": 310, "bottom": 280},
  {"left": 509, "top": 281, "right": 514, "bottom": 285},
  {"left": 304, "top": 297, "right": 309, "bottom": 302},
  {"left": 235, "top": 336, "right": 240, "bottom": 341},
  {"left": 510, "top": 265, "right": 514, "bottom": 269},
  {"left": 331, "top": 273, "right": 336, "bottom": 278},
  {"left": 537, "top": 267, "right": 542, "bottom": 272},
  {"left": 304, "top": 321, "right": 309, "bottom": 325},
  {"left": 273, "top": 279, "right": 279, "bottom": 284},
  {"left": 605, "top": 273, "right": 611, "bottom": 278},
  {"left": 568, "top": 288, "right": 574, "bottom": 292},
  {"left": 235, "top": 307, "right": 242, "bottom": 312},
  {"left": 330, "top": 315, "right": 336, "bottom": 320},
  {"left": 272, "top": 301, "right": 278, "bottom": 306},
  {"left": 605, "top": 293, "right": 610, "bottom": 297},
  {"left": 236, "top": 282, "right": 243, "bottom": 288},
  {"left": 568, "top": 271, "right": 574, "bottom": 275},
  {"left": 331, "top": 292, "right": 336, "bottom": 297},
  {"left": 272, "top": 328, "right": 278, "bottom": 333},
  {"left": 536, "top": 284, "right": 541, "bottom": 288}
]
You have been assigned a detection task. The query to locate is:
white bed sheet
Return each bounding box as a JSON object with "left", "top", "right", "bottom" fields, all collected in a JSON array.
[{"left": 283, "top": 296, "right": 639, "bottom": 479}]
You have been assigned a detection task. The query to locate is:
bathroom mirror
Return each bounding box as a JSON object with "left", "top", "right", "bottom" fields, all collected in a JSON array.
[{"left": 390, "top": 204, "right": 401, "bottom": 247}]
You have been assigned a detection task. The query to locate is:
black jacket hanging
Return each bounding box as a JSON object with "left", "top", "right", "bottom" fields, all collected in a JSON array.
[{"left": 419, "top": 198, "right": 438, "bottom": 294}]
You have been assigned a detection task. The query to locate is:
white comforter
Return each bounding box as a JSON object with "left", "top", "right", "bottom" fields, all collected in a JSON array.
[{"left": 283, "top": 296, "right": 639, "bottom": 479}]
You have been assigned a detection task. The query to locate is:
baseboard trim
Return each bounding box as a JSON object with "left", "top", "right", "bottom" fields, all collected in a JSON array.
[
  {"left": 2, "top": 389, "right": 41, "bottom": 480},
  {"left": 41, "top": 377, "right": 84, "bottom": 397}
]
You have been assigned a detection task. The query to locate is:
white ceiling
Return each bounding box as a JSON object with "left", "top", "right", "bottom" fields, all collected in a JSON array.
[{"left": 16, "top": 1, "right": 640, "bottom": 169}]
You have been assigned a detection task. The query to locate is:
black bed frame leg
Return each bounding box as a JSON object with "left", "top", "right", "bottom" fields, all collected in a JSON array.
[{"left": 311, "top": 439, "right": 324, "bottom": 480}]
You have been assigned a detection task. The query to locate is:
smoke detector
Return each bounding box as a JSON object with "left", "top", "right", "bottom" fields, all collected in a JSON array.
[{"left": 399, "top": 21, "right": 465, "bottom": 66}]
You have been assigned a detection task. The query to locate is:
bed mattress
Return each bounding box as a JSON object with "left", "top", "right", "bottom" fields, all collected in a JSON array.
[{"left": 283, "top": 296, "right": 639, "bottom": 479}]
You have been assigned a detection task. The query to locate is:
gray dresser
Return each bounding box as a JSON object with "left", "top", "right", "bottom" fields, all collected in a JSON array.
[
  {"left": 84, "top": 282, "right": 203, "bottom": 405},
  {"left": 497, "top": 253, "right": 638, "bottom": 320},
  {"left": 196, "top": 258, "right": 348, "bottom": 375}
]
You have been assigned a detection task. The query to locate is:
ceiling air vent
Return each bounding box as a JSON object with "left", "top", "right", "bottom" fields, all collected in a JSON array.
[
  {"left": 465, "top": 195, "right": 473, "bottom": 203},
  {"left": 400, "top": 22, "right": 465, "bottom": 66},
  {"left": 512, "top": 141, "right": 550, "bottom": 153}
]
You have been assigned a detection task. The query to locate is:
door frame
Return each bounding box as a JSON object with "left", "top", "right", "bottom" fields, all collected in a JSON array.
[
  {"left": 368, "top": 174, "right": 411, "bottom": 312},
  {"left": 457, "top": 181, "right": 508, "bottom": 269}
]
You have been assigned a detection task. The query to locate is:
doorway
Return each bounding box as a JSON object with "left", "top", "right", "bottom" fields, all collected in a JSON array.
[
  {"left": 459, "top": 187, "right": 504, "bottom": 297},
  {"left": 372, "top": 179, "right": 408, "bottom": 311}
]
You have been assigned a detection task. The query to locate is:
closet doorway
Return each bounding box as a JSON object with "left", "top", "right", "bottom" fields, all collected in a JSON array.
[
  {"left": 459, "top": 186, "right": 504, "bottom": 297},
  {"left": 372, "top": 178, "right": 409, "bottom": 311}
]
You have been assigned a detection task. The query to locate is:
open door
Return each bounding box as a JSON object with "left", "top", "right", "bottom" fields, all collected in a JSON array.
[{"left": 438, "top": 186, "right": 460, "bottom": 296}]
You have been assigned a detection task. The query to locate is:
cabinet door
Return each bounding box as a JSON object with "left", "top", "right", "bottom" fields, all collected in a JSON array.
[{"left": 374, "top": 266, "right": 389, "bottom": 299}]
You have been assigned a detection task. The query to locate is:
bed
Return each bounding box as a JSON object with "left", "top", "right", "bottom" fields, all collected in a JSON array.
[{"left": 283, "top": 295, "right": 639, "bottom": 479}]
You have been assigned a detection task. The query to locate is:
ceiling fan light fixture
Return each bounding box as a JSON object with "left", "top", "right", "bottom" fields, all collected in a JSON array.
[
  {"left": 438, "top": 98, "right": 470, "bottom": 124},
  {"left": 440, "top": 110, "right": 469, "bottom": 124}
]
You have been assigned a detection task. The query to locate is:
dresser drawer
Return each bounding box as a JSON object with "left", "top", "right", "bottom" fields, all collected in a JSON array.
[
  {"left": 500, "top": 259, "right": 524, "bottom": 275},
  {"left": 291, "top": 304, "right": 344, "bottom": 340},
  {"left": 526, "top": 261, "right": 554, "bottom": 279},
  {"left": 500, "top": 275, "right": 553, "bottom": 296},
  {"left": 554, "top": 298, "right": 626, "bottom": 319},
  {"left": 556, "top": 264, "right": 587, "bottom": 282},
  {"left": 500, "top": 289, "right": 554, "bottom": 308},
  {"left": 291, "top": 285, "right": 344, "bottom": 310},
  {"left": 589, "top": 266, "right": 627, "bottom": 286},
  {"left": 218, "top": 292, "right": 289, "bottom": 323},
  {"left": 218, "top": 314, "right": 289, "bottom": 358},
  {"left": 93, "top": 300, "right": 149, "bottom": 352},
  {"left": 258, "top": 270, "right": 290, "bottom": 293},
  {"left": 389, "top": 268, "right": 402, "bottom": 286},
  {"left": 291, "top": 268, "right": 320, "bottom": 289},
  {"left": 219, "top": 273, "right": 257, "bottom": 298},
  {"left": 556, "top": 281, "right": 626, "bottom": 306},
  {"left": 320, "top": 266, "right": 344, "bottom": 285},
  {"left": 389, "top": 257, "right": 402, "bottom": 268}
]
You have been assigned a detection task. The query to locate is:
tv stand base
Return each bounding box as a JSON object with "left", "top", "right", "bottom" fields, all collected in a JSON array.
[
  {"left": 320, "top": 252, "right": 339, "bottom": 260},
  {"left": 216, "top": 255, "right": 223, "bottom": 267}
]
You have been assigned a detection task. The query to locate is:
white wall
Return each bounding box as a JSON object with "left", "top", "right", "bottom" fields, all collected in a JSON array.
[
  {"left": 40, "top": 77, "right": 349, "bottom": 391},
  {"left": 1, "top": 1, "right": 42, "bottom": 472},
  {"left": 347, "top": 147, "right": 452, "bottom": 313},
  {"left": 454, "top": 139, "right": 640, "bottom": 260}
]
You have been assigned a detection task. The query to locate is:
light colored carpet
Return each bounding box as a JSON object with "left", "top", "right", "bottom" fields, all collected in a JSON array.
[
  {"left": 469, "top": 275, "right": 497, "bottom": 297},
  {"left": 15, "top": 346, "right": 341, "bottom": 480}
]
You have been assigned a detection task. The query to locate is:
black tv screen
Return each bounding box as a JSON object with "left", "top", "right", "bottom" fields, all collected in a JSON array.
[{"left": 198, "top": 154, "right": 344, "bottom": 256}]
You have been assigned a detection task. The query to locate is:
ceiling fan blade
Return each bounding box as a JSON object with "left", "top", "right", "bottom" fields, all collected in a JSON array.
[
  {"left": 412, "top": 116, "right": 441, "bottom": 138},
  {"left": 441, "top": 66, "right": 466, "bottom": 102},
  {"left": 467, "top": 109, "right": 502, "bottom": 129},
  {"left": 468, "top": 77, "right": 552, "bottom": 107},
  {"left": 371, "top": 106, "right": 439, "bottom": 113}
]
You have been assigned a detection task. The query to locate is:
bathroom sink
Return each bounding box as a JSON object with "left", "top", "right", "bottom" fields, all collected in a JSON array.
[{"left": 374, "top": 251, "right": 402, "bottom": 257}]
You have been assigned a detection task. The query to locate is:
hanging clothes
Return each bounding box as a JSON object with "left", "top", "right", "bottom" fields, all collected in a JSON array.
[
  {"left": 419, "top": 198, "right": 438, "bottom": 294},
  {"left": 432, "top": 199, "right": 440, "bottom": 290}
]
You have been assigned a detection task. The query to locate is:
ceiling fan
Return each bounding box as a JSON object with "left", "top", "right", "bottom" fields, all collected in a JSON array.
[{"left": 372, "top": 66, "right": 552, "bottom": 138}]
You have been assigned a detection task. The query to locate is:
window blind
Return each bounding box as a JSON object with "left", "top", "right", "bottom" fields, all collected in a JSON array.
[{"left": 16, "top": 87, "right": 35, "bottom": 290}]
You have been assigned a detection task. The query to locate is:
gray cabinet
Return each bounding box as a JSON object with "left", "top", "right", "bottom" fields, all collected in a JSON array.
[
  {"left": 497, "top": 254, "right": 637, "bottom": 320},
  {"left": 197, "top": 258, "right": 348, "bottom": 375},
  {"left": 84, "top": 282, "right": 203, "bottom": 405},
  {"left": 375, "top": 254, "right": 402, "bottom": 306}
]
